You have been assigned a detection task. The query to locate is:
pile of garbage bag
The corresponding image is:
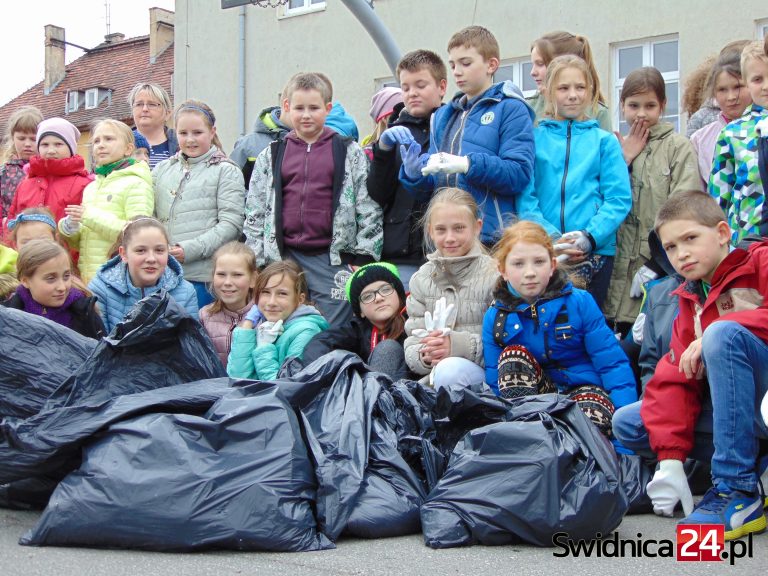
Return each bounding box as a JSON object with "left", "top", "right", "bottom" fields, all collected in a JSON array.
[{"left": 0, "top": 292, "right": 644, "bottom": 551}]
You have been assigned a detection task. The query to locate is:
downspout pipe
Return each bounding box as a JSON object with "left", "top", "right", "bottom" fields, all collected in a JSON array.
[{"left": 238, "top": 6, "right": 246, "bottom": 137}]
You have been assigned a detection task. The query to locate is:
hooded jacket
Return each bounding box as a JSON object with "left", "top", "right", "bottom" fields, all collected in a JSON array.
[
  {"left": 8, "top": 155, "right": 92, "bottom": 229},
  {"left": 605, "top": 122, "right": 699, "bottom": 323},
  {"left": 482, "top": 268, "right": 637, "bottom": 409},
  {"left": 227, "top": 304, "right": 329, "bottom": 380},
  {"left": 526, "top": 92, "right": 613, "bottom": 131},
  {"left": 58, "top": 161, "right": 154, "bottom": 283},
  {"left": 404, "top": 245, "right": 498, "bottom": 375},
  {"left": 399, "top": 80, "right": 535, "bottom": 244},
  {"left": 2, "top": 289, "right": 106, "bottom": 339},
  {"left": 199, "top": 301, "right": 254, "bottom": 369},
  {"left": 367, "top": 102, "right": 434, "bottom": 265},
  {"left": 230, "top": 106, "right": 291, "bottom": 188},
  {"left": 523, "top": 118, "right": 632, "bottom": 255},
  {"left": 153, "top": 145, "right": 245, "bottom": 283},
  {"left": 88, "top": 254, "right": 199, "bottom": 333},
  {"left": 641, "top": 241, "right": 768, "bottom": 461}
]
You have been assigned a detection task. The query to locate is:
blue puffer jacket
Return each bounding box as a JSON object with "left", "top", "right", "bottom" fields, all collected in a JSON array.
[
  {"left": 399, "top": 80, "right": 535, "bottom": 244},
  {"left": 521, "top": 118, "right": 631, "bottom": 255},
  {"left": 88, "top": 254, "right": 199, "bottom": 332},
  {"left": 482, "top": 270, "right": 637, "bottom": 410}
]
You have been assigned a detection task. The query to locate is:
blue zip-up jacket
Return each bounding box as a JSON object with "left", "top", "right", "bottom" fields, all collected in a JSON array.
[
  {"left": 522, "top": 118, "right": 631, "bottom": 255},
  {"left": 399, "top": 80, "right": 535, "bottom": 244},
  {"left": 88, "top": 254, "right": 199, "bottom": 333},
  {"left": 482, "top": 270, "right": 637, "bottom": 410}
]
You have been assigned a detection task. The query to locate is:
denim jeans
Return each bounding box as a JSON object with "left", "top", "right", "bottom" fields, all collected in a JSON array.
[
  {"left": 702, "top": 321, "right": 768, "bottom": 492},
  {"left": 190, "top": 280, "right": 213, "bottom": 308}
]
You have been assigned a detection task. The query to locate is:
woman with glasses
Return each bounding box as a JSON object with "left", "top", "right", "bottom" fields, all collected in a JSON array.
[
  {"left": 301, "top": 262, "right": 410, "bottom": 380},
  {"left": 128, "top": 83, "right": 178, "bottom": 169}
]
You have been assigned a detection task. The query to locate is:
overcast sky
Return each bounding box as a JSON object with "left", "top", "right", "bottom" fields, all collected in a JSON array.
[{"left": 0, "top": 0, "right": 176, "bottom": 107}]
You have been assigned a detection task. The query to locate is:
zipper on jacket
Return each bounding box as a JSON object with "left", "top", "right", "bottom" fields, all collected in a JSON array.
[
  {"left": 300, "top": 143, "right": 311, "bottom": 241},
  {"left": 530, "top": 303, "right": 539, "bottom": 333},
  {"left": 448, "top": 95, "right": 495, "bottom": 187},
  {"left": 559, "top": 121, "right": 573, "bottom": 232},
  {"left": 168, "top": 165, "right": 192, "bottom": 236}
]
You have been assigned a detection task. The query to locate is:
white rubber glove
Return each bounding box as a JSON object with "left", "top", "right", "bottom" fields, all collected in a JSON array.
[
  {"left": 630, "top": 265, "right": 658, "bottom": 298},
  {"left": 761, "top": 391, "right": 768, "bottom": 427},
  {"left": 421, "top": 152, "right": 469, "bottom": 176},
  {"left": 558, "top": 230, "right": 593, "bottom": 255},
  {"left": 256, "top": 319, "right": 284, "bottom": 347},
  {"left": 412, "top": 297, "right": 455, "bottom": 338},
  {"left": 646, "top": 459, "right": 694, "bottom": 517}
]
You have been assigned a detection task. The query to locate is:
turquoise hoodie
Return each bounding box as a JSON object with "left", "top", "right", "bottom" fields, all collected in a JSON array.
[{"left": 521, "top": 118, "right": 631, "bottom": 255}]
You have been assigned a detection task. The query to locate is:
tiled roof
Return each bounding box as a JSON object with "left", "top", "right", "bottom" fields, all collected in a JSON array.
[{"left": 0, "top": 34, "right": 173, "bottom": 134}]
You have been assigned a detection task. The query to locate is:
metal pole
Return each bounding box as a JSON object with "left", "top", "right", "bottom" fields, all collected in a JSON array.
[{"left": 340, "top": 0, "right": 401, "bottom": 76}]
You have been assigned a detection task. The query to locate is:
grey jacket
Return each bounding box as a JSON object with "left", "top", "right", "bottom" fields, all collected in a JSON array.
[
  {"left": 230, "top": 106, "right": 289, "bottom": 169},
  {"left": 153, "top": 146, "right": 245, "bottom": 282},
  {"left": 404, "top": 245, "right": 498, "bottom": 375}
]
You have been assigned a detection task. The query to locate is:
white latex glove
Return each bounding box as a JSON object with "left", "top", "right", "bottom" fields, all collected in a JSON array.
[
  {"left": 761, "top": 391, "right": 768, "bottom": 427},
  {"left": 421, "top": 152, "right": 469, "bottom": 176},
  {"left": 412, "top": 297, "right": 455, "bottom": 338},
  {"left": 558, "top": 230, "right": 593, "bottom": 255},
  {"left": 646, "top": 459, "right": 694, "bottom": 517},
  {"left": 256, "top": 319, "right": 284, "bottom": 347},
  {"left": 630, "top": 265, "right": 658, "bottom": 299}
]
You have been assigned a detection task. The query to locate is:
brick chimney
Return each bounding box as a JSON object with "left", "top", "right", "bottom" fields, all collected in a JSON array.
[
  {"left": 44, "top": 25, "right": 65, "bottom": 95},
  {"left": 104, "top": 32, "right": 125, "bottom": 44},
  {"left": 149, "top": 7, "right": 174, "bottom": 64}
]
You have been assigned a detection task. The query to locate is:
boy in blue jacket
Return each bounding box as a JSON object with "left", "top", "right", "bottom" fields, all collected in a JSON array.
[{"left": 398, "top": 26, "right": 535, "bottom": 245}]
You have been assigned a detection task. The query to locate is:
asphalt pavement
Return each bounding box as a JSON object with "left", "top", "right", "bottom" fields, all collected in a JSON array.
[{"left": 2, "top": 507, "right": 766, "bottom": 576}]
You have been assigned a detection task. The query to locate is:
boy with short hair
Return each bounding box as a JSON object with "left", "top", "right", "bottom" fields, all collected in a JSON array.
[
  {"left": 613, "top": 190, "right": 768, "bottom": 540},
  {"left": 398, "top": 26, "right": 535, "bottom": 245},
  {"left": 710, "top": 40, "right": 768, "bottom": 245},
  {"left": 367, "top": 49, "right": 447, "bottom": 288},
  {"left": 244, "top": 72, "right": 382, "bottom": 329}
]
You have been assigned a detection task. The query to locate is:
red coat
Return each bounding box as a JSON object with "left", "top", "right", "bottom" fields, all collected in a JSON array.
[
  {"left": 7, "top": 155, "right": 92, "bottom": 227},
  {"left": 641, "top": 242, "right": 768, "bottom": 461}
]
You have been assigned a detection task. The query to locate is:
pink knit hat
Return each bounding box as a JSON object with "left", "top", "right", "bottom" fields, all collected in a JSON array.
[
  {"left": 369, "top": 87, "right": 404, "bottom": 123},
  {"left": 36, "top": 117, "right": 80, "bottom": 155}
]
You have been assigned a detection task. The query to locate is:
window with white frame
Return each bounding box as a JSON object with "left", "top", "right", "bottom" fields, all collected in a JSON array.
[
  {"left": 612, "top": 36, "right": 680, "bottom": 133},
  {"left": 495, "top": 59, "right": 537, "bottom": 98},
  {"left": 66, "top": 90, "right": 81, "bottom": 113},
  {"left": 85, "top": 88, "right": 99, "bottom": 110},
  {"left": 757, "top": 18, "right": 768, "bottom": 40},
  {"left": 375, "top": 77, "right": 399, "bottom": 91},
  {"left": 281, "top": 0, "right": 325, "bottom": 17}
]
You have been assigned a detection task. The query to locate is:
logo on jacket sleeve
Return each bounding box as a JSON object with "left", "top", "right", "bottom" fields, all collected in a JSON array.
[{"left": 480, "top": 112, "right": 495, "bottom": 125}]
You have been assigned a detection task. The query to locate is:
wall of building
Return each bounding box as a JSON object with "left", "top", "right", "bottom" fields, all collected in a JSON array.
[{"left": 174, "top": 0, "right": 768, "bottom": 151}]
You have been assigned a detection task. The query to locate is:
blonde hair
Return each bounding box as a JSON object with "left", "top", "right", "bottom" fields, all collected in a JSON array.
[
  {"left": 421, "top": 187, "right": 482, "bottom": 253},
  {"left": 208, "top": 241, "right": 258, "bottom": 315},
  {"left": 174, "top": 99, "right": 224, "bottom": 150},
  {"left": 127, "top": 83, "right": 172, "bottom": 112},
  {"left": 741, "top": 40, "right": 768, "bottom": 81},
  {"left": 543, "top": 55, "right": 598, "bottom": 120},
  {"left": 284, "top": 73, "right": 332, "bottom": 105},
  {"left": 1, "top": 106, "right": 43, "bottom": 163},
  {"left": 448, "top": 26, "right": 499, "bottom": 61},
  {"left": 493, "top": 221, "right": 555, "bottom": 269},
  {"left": 91, "top": 119, "right": 135, "bottom": 158},
  {"left": 531, "top": 31, "right": 605, "bottom": 104},
  {"left": 255, "top": 260, "right": 308, "bottom": 306}
]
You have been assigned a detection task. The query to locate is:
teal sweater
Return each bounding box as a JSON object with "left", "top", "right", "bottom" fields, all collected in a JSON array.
[{"left": 227, "top": 304, "right": 328, "bottom": 380}]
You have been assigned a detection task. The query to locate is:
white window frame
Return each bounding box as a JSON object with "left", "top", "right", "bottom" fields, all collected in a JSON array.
[
  {"left": 280, "top": 0, "right": 326, "bottom": 18},
  {"left": 757, "top": 18, "right": 768, "bottom": 40},
  {"left": 612, "top": 35, "right": 680, "bottom": 133},
  {"left": 495, "top": 58, "right": 537, "bottom": 98},
  {"left": 66, "top": 90, "right": 80, "bottom": 113},
  {"left": 374, "top": 76, "right": 399, "bottom": 92},
  {"left": 85, "top": 88, "right": 99, "bottom": 110}
]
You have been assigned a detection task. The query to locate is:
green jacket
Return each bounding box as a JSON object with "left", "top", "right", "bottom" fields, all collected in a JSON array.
[
  {"left": 526, "top": 92, "right": 613, "bottom": 132},
  {"left": 605, "top": 123, "right": 699, "bottom": 324},
  {"left": 153, "top": 146, "right": 245, "bottom": 282},
  {"left": 59, "top": 161, "right": 154, "bottom": 284},
  {"left": 227, "top": 304, "right": 328, "bottom": 381}
]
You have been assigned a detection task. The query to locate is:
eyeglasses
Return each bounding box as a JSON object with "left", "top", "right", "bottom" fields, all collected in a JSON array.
[
  {"left": 133, "top": 101, "right": 163, "bottom": 110},
  {"left": 359, "top": 283, "right": 395, "bottom": 304}
]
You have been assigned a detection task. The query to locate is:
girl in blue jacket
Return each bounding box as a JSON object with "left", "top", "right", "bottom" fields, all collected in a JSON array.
[
  {"left": 482, "top": 221, "right": 637, "bottom": 446},
  {"left": 520, "top": 55, "right": 631, "bottom": 309},
  {"left": 227, "top": 260, "right": 328, "bottom": 381},
  {"left": 88, "top": 217, "right": 199, "bottom": 332}
]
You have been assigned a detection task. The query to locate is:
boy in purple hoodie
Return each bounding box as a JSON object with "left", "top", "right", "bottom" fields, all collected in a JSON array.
[{"left": 244, "top": 72, "right": 382, "bottom": 330}]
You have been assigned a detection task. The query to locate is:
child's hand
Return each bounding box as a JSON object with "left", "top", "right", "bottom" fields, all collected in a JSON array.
[
  {"left": 379, "top": 126, "right": 415, "bottom": 151},
  {"left": 679, "top": 337, "right": 704, "bottom": 380},
  {"left": 64, "top": 205, "right": 84, "bottom": 224},
  {"left": 240, "top": 305, "right": 264, "bottom": 329},
  {"left": 169, "top": 244, "right": 185, "bottom": 263},
  {"left": 419, "top": 333, "right": 451, "bottom": 365},
  {"left": 615, "top": 118, "right": 649, "bottom": 165},
  {"left": 400, "top": 142, "right": 428, "bottom": 179}
]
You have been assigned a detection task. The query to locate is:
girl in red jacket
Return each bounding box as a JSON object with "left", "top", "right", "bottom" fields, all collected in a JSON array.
[{"left": 7, "top": 118, "right": 91, "bottom": 234}]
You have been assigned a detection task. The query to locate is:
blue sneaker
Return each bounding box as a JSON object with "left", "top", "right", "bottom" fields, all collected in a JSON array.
[{"left": 679, "top": 487, "right": 766, "bottom": 541}]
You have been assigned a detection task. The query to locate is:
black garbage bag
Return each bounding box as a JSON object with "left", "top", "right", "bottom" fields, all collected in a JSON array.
[
  {"left": 618, "top": 453, "right": 654, "bottom": 514},
  {"left": 277, "top": 351, "right": 434, "bottom": 540},
  {"left": 421, "top": 393, "right": 628, "bottom": 548},
  {"left": 21, "top": 382, "right": 333, "bottom": 552},
  {"left": 0, "top": 307, "right": 96, "bottom": 420},
  {"left": 43, "top": 291, "right": 225, "bottom": 410}
]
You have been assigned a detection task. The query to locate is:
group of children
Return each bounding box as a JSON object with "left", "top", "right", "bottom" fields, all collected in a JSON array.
[{"left": 1, "top": 23, "right": 768, "bottom": 543}]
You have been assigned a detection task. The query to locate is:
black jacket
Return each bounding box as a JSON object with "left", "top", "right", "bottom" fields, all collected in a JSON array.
[
  {"left": 367, "top": 103, "right": 436, "bottom": 265},
  {"left": 1, "top": 293, "right": 106, "bottom": 339}
]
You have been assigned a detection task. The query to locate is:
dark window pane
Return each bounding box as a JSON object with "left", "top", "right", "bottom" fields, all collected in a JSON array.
[{"left": 619, "top": 46, "right": 643, "bottom": 78}]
